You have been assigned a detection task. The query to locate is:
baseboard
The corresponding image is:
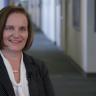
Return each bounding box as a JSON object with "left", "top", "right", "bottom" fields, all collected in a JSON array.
[
  {"left": 67, "top": 56, "right": 84, "bottom": 75},
  {"left": 66, "top": 55, "right": 96, "bottom": 79},
  {"left": 86, "top": 73, "right": 96, "bottom": 78}
]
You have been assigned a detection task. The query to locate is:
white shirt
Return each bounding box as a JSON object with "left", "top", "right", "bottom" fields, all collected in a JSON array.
[{"left": 0, "top": 51, "right": 30, "bottom": 96}]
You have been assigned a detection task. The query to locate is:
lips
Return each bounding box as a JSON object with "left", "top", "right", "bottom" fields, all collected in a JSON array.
[{"left": 9, "top": 39, "right": 23, "bottom": 44}]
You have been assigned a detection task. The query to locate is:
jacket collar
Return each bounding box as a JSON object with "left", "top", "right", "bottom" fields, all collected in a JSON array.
[
  {"left": 0, "top": 54, "right": 15, "bottom": 96},
  {"left": 0, "top": 53, "right": 39, "bottom": 96},
  {"left": 23, "top": 53, "right": 39, "bottom": 96}
]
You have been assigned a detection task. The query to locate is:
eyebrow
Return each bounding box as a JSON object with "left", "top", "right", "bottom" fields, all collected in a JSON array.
[
  {"left": 5, "top": 25, "right": 14, "bottom": 29},
  {"left": 5, "top": 25, "right": 27, "bottom": 27},
  {"left": 5, "top": 25, "right": 27, "bottom": 30},
  {"left": 19, "top": 26, "right": 27, "bottom": 30}
]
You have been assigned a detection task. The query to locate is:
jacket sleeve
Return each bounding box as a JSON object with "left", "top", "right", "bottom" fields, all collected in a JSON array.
[{"left": 38, "top": 61, "right": 55, "bottom": 96}]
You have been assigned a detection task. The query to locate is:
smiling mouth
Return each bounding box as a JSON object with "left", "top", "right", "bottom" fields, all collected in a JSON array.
[{"left": 9, "top": 39, "right": 23, "bottom": 44}]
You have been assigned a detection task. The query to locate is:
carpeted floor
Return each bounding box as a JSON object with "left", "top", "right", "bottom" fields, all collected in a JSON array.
[{"left": 26, "top": 32, "right": 96, "bottom": 96}]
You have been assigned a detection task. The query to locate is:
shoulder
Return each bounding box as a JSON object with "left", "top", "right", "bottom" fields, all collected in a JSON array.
[
  {"left": 23, "top": 52, "right": 45, "bottom": 66},
  {"left": 23, "top": 53, "right": 55, "bottom": 96},
  {"left": 23, "top": 52, "right": 48, "bottom": 75}
]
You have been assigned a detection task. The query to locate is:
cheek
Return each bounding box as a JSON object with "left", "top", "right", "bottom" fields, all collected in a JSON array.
[
  {"left": 24, "top": 32, "right": 28, "bottom": 41},
  {"left": 3, "top": 33, "right": 8, "bottom": 41}
]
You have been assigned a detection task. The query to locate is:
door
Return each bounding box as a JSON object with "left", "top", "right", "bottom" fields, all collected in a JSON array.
[{"left": 62, "top": 0, "right": 70, "bottom": 53}]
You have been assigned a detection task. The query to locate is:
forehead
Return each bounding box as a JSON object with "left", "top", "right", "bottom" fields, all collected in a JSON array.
[{"left": 6, "top": 12, "right": 28, "bottom": 25}]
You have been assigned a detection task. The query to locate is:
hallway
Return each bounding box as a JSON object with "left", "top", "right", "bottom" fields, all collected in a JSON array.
[{"left": 26, "top": 32, "right": 96, "bottom": 96}]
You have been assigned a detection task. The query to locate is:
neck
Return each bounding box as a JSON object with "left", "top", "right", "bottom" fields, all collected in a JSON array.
[
  {"left": 1, "top": 49, "right": 22, "bottom": 59},
  {"left": 1, "top": 49, "right": 22, "bottom": 73}
]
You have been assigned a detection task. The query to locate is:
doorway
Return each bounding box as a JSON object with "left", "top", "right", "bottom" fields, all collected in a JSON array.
[{"left": 28, "top": 0, "right": 41, "bottom": 31}]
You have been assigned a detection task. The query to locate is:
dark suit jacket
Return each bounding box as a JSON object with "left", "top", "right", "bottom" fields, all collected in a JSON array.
[{"left": 0, "top": 53, "right": 55, "bottom": 96}]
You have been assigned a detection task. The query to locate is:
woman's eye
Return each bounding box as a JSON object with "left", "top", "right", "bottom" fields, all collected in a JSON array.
[
  {"left": 19, "top": 26, "right": 27, "bottom": 31},
  {"left": 4, "top": 26, "right": 14, "bottom": 31}
]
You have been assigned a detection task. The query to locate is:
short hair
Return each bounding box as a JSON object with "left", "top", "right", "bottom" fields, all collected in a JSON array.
[{"left": 0, "top": 6, "right": 33, "bottom": 51}]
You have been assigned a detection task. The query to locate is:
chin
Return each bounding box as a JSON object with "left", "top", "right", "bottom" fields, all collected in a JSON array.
[{"left": 9, "top": 47, "right": 23, "bottom": 52}]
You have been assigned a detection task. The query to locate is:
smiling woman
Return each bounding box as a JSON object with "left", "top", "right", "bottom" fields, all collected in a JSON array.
[{"left": 0, "top": 6, "right": 55, "bottom": 96}]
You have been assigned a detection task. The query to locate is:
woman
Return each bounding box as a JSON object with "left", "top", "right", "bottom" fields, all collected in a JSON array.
[{"left": 0, "top": 6, "right": 54, "bottom": 96}]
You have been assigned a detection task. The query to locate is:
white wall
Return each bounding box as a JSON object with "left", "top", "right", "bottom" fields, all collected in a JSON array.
[
  {"left": 28, "top": 0, "right": 41, "bottom": 28},
  {"left": 20, "top": 0, "right": 28, "bottom": 10},
  {"left": 14, "top": 0, "right": 20, "bottom": 5},
  {"left": 41, "top": 0, "right": 49, "bottom": 38},
  {"left": 55, "top": 1, "right": 61, "bottom": 47},
  {"left": 55, "top": 0, "right": 65, "bottom": 50},
  {"left": 0, "top": 0, "right": 5, "bottom": 9},
  {"left": 55, "top": 0, "right": 61, "bottom": 47},
  {"left": 81, "top": 0, "right": 88, "bottom": 72},
  {"left": 66, "top": 0, "right": 96, "bottom": 73},
  {"left": 66, "top": 0, "right": 88, "bottom": 72},
  {"left": 87, "top": 0, "right": 96, "bottom": 73},
  {"left": 41, "top": 0, "right": 55, "bottom": 42},
  {"left": 67, "top": 0, "right": 82, "bottom": 68}
]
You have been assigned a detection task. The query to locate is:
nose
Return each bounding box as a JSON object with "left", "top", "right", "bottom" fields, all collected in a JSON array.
[{"left": 13, "top": 29, "right": 20, "bottom": 38}]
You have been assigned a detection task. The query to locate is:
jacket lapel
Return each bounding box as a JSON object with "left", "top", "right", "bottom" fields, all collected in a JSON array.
[
  {"left": 0, "top": 55, "right": 15, "bottom": 96},
  {"left": 23, "top": 53, "right": 39, "bottom": 96},
  {"left": 0, "top": 53, "right": 39, "bottom": 96}
]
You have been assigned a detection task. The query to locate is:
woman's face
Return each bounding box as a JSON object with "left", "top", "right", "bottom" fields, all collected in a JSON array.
[{"left": 3, "top": 13, "right": 28, "bottom": 52}]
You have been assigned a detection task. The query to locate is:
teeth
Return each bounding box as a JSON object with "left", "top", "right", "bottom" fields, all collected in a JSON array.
[{"left": 9, "top": 40, "right": 22, "bottom": 43}]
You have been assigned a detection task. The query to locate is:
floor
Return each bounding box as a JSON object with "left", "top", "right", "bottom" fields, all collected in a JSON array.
[{"left": 26, "top": 32, "right": 96, "bottom": 96}]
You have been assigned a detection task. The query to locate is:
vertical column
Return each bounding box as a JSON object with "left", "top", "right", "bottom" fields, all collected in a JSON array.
[{"left": 81, "top": 0, "right": 88, "bottom": 72}]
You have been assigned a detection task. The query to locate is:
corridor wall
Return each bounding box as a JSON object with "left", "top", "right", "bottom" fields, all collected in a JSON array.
[
  {"left": 67, "top": 0, "right": 96, "bottom": 73},
  {"left": 0, "top": 0, "right": 5, "bottom": 9},
  {"left": 87, "top": 0, "right": 96, "bottom": 73},
  {"left": 66, "top": 0, "right": 83, "bottom": 71},
  {"left": 0, "top": 0, "right": 8, "bottom": 9},
  {"left": 66, "top": 0, "right": 88, "bottom": 73},
  {"left": 41, "top": 0, "right": 56, "bottom": 42}
]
